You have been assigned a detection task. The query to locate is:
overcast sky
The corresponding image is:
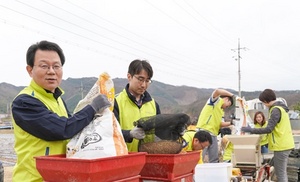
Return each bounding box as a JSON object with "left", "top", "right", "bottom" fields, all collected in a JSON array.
[{"left": 1, "top": 0, "right": 299, "bottom": 92}]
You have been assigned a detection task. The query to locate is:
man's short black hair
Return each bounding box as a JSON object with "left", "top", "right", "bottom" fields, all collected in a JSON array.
[
  {"left": 259, "top": 89, "right": 276, "bottom": 103},
  {"left": 220, "top": 95, "right": 234, "bottom": 106},
  {"left": 194, "top": 130, "right": 212, "bottom": 145},
  {"left": 26, "top": 40, "right": 65, "bottom": 67},
  {"left": 128, "top": 59, "right": 153, "bottom": 79}
]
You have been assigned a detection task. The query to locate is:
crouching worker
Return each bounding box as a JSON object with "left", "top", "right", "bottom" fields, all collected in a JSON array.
[
  {"left": 219, "top": 127, "right": 233, "bottom": 163},
  {"left": 221, "top": 135, "right": 234, "bottom": 163},
  {"left": 181, "top": 130, "right": 212, "bottom": 164}
]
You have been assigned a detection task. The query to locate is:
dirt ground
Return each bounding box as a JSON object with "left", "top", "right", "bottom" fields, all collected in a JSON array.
[
  {"left": 4, "top": 166, "right": 13, "bottom": 182},
  {"left": 0, "top": 129, "right": 13, "bottom": 134}
]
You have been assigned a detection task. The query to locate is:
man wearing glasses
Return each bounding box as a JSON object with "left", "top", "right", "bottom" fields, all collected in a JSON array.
[
  {"left": 113, "top": 59, "right": 161, "bottom": 152},
  {"left": 182, "top": 130, "right": 212, "bottom": 164},
  {"left": 11, "top": 40, "right": 110, "bottom": 181}
]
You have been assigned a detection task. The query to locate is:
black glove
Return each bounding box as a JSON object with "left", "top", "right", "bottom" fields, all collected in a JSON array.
[
  {"left": 241, "top": 126, "right": 253, "bottom": 133},
  {"left": 130, "top": 126, "right": 145, "bottom": 139},
  {"left": 90, "top": 94, "right": 111, "bottom": 113}
]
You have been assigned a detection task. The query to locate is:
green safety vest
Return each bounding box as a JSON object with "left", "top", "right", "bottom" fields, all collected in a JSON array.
[
  {"left": 268, "top": 106, "right": 294, "bottom": 151},
  {"left": 223, "top": 142, "right": 234, "bottom": 161},
  {"left": 116, "top": 89, "right": 157, "bottom": 152},
  {"left": 13, "top": 80, "right": 69, "bottom": 182},
  {"left": 182, "top": 130, "right": 203, "bottom": 164},
  {"left": 197, "top": 98, "right": 224, "bottom": 136},
  {"left": 254, "top": 122, "right": 269, "bottom": 146}
]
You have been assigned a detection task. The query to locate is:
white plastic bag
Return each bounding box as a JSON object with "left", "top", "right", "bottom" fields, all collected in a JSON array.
[
  {"left": 73, "top": 72, "right": 115, "bottom": 113},
  {"left": 235, "top": 97, "right": 253, "bottom": 135},
  {"left": 66, "top": 108, "right": 128, "bottom": 158},
  {"left": 66, "top": 72, "right": 128, "bottom": 159}
]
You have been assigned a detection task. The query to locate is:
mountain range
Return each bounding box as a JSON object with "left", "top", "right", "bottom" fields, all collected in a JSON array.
[{"left": 1, "top": 77, "right": 300, "bottom": 119}]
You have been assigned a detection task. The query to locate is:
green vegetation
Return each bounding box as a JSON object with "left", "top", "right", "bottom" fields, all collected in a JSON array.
[{"left": 292, "top": 101, "right": 300, "bottom": 111}]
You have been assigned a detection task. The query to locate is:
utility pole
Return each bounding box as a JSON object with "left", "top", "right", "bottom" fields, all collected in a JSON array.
[
  {"left": 75, "top": 81, "right": 85, "bottom": 100},
  {"left": 231, "top": 38, "right": 247, "bottom": 97},
  {"left": 80, "top": 81, "right": 84, "bottom": 99}
]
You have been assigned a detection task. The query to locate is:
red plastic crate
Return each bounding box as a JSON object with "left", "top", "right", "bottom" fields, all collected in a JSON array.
[
  {"left": 114, "top": 175, "right": 141, "bottom": 182},
  {"left": 140, "top": 173, "right": 194, "bottom": 182},
  {"left": 35, "top": 152, "right": 146, "bottom": 182},
  {"left": 139, "top": 151, "right": 200, "bottom": 181}
]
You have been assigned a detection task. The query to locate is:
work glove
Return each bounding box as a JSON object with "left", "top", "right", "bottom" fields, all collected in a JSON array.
[
  {"left": 232, "top": 94, "right": 241, "bottom": 101},
  {"left": 241, "top": 126, "right": 253, "bottom": 133},
  {"left": 90, "top": 94, "right": 111, "bottom": 113},
  {"left": 130, "top": 126, "right": 145, "bottom": 140}
]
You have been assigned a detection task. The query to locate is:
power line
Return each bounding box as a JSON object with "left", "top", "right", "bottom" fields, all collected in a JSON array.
[
  {"left": 182, "top": 0, "right": 235, "bottom": 45},
  {"left": 0, "top": 1, "right": 238, "bottom": 88},
  {"left": 144, "top": 0, "right": 226, "bottom": 49},
  {"left": 13, "top": 0, "right": 228, "bottom": 79}
]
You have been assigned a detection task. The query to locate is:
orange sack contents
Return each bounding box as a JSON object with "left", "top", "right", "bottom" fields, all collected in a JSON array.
[{"left": 66, "top": 72, "right": 128, "bottom": 159}]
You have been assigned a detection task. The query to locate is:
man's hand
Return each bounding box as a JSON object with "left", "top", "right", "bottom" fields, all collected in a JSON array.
[
  {"left": 130, "top": 127, "right": 145, "bottom": 139},
  {"left": 90, "top": 94, "right": 111, "bottom": 113}
]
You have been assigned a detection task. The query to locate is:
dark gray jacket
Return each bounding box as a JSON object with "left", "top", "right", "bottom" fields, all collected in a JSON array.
[{"left": 250, "top": 101, "right": 289, "bottom": 134}]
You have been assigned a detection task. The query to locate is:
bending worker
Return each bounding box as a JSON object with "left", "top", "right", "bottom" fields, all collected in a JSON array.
[
  {"left": 182, "top": 130, "right": 212, "bottom": 164},
  {"left": 196, "top": 88, "right": 235, "bottom": 163}
]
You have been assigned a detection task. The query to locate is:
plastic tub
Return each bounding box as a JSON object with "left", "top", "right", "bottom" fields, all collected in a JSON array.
[
  {"left": 194, "top": 163, "right": 232, "bottom": 182},
  {"left": 140, "top": 151, "right": 200, "bottom": 181},
  {"left": 35, "top": 152, "right": 146, "bottom": 182}
]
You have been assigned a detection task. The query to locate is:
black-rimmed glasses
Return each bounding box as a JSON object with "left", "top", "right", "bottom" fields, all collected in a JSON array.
[{"left": 133, "top": 75, "right": 152, "bottom": 84}]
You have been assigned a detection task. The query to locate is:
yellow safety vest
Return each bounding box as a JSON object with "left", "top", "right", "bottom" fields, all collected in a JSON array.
[
  {"left": 116, "top": 89, "right": 156, "bottom": 152},
  {"left": 268, "top": 106, "right": 294, "bottom": 151},
  {"left": 254, "top": 122, "right": 269, "bottom": 146},
  {"left": 197, "top": 98, "right": 224, "bottom": 136},
  {"left": 182, "top": 130, "right": 203, "bottom": 164},
  {"left": 222, "top": 141, "right": 233, "bottom": 161},
  {"left": 13, "top": 80, "right": 69, "bottom": 182}
]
